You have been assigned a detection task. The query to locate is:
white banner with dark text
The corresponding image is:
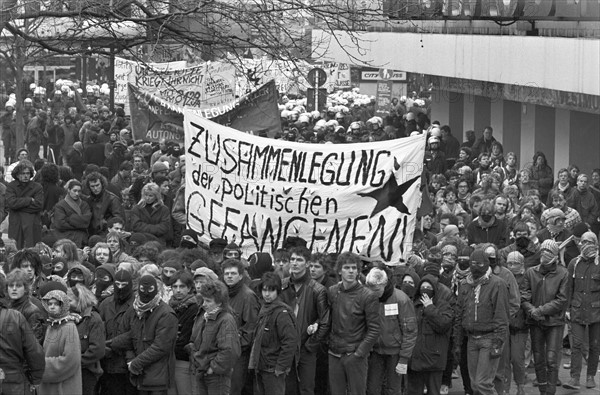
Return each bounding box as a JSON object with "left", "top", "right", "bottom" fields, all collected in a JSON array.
[{"left": 184, "top": 112, "right": 426, "bottom": 263}]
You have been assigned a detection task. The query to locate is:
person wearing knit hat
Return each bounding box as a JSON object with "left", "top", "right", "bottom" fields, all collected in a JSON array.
[
  {"left": 109, "top": 274, "right": 178, "bottom": 394},
  {"left": 209, "top": 238, "right": 228, "bottom": 264},
  {"left": 247, "top": 252, "right": 273, "bottom": 280},
  {"left": 543, "top": 191, "right": 582, "bottom": 232},
  {"left": 506, "top": 251, "right": 525, "bottom": 275},
  {"left": 161, "top": 258, "right": 183, "bottom": 286},
  {"left": 93, "top": 265, "right": 115, "bottom": 303},
  {"left": 223, "top": 242, "right": 241, "bottom": 260},
  {"left": 129, "top": 232, "right": 148, "bottom": 249},
  {"left": 40, "top": 288, "right": 83, "bottom": 395},
  {"left": 151, "top": 161, "right": 169, "bottom": 175},
  {"left": 193, "top": 267, "right": 219, "bottom": 282},
  {"left": 521, "top": 240, "right": 568, "bottom": 394},
  {"left": 179, "top": 229, "right": 199, "bottom": 249},
  {"left": 572, "top": 222, "right": 590, "bottom": 239},
  {"left": 564, "top": 230, "right": 600, "bottom": 390},
  {"left": 422, "top": 261, "right": 441, "bottom": 278}
]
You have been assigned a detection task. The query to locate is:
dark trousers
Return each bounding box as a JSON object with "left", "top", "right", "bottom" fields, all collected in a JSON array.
[
  {"left": 255, "top": 371, "right": 286, "bottom": 395},
  {"left": 0, "top": 382, "right": 28, "bottom": 395},
  {"left": 442, "top": 334, "right": 455, "bottom": 386},
  {"left": 82, "top": 369, "right": 98, "bottom": 394},
  {"left": 406, "top": 369, "right": 443, "bottom": 395},
  {"left": 230, "top": 350, "right": 253, "bottom": 395},
  {"left": 366, "top": 352, "right": 402, "bottom": 395},
  {"left": 570, "top": 321, "right": 600, "bottom": 379},
  {"left": 329, "top": 353, "right": 368, "bottom": 395},
  {"left": 467, "top": 334, "right": 501, "bottom": 395},
  {"left": 460, "top": 336, "right": 473, "bottom": 394},
  {"left": 315, "top": 344, "right": 330, "bottom": 395},
  {"left": 530, "top": 324, "right": 563, "bottom": 395},
  {"left": 98, "top": 373, "right": 138, "bottom": 395},
  {"left": 286, "top": 348, "right": 317, "bottom": 395},
  {"left": 197, "top": 373, "right": 231, "bottom": 395},
  {"left": 138, "top": 391, "right": 166, "bottom": 395}
]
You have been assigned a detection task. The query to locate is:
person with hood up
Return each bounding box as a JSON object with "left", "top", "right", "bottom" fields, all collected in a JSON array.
[
  {"left": 110, "top": 274, "right": 178, "bottom": 394},
  {"left": 365, "top": 266, "right": 418, "bottom": 395},
  {"left": 521, "top": 239, "right": 568, "bottom": 395},
  {"left": 466, "top": 199, "right": 508, "bottom": 248},
  {"left": 40, "top": 284, "right": 83, "bottom": 395},
  {"left": 528, "top": 151, "right": 554, "bottom": 204},
  {"left": 189, "top": 280, "right": 241, "bottom": 395},
  {"left": 250, "top": 272, "right": 298, "bottom": 395},
  {"left": 98, "top": 269, "right": 137, "bottom": 395},
  {"left": 92, "top": 264, "right": 115, "bottom": 303},
  {"left": 6, "top": 159, "right": 43, "bottom": 249},
  {"left": 130, "top": 182, "right": 173, "bottom": 245},
  {"left": 168, "top": 271, "right": 199, "bottom": 395},
  {"left": 67, "top": 283, "right": 106, "bottom": 393},
  {"left": 453, "top": 249, "right": 509, "bottom": 395},
  {"left": 179, "top": 229, "right": 199, "bottom": 249},
  {"left": 564, "top": 231, "right": 600, "bottom": 390},
  {"left": 51, "top": 179, "right": 92, "bottom": 247},
  {"left": 406, "top": 273, "right": 453, "bottom": 395},
  {"left": 66, "top": 264, "right": 93, "bottom": 289}
]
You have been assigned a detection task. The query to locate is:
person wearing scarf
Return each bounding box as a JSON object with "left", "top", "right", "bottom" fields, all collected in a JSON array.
[
  {"left": 168, "top": 271, "right": 199, "bottom": 395},
  {"left": 40, "top": 288, "right": 83, "bottom": 395},
  {"left": 365, "top": 267, "right": 417, "bottom": 395},
  {"left": 109, "top": 274, "right": 178, "bottom": 394},
  {"left": 51, "top": 179, "right": 92, "bottom": 247},
  {"left": 250, "top": 272, "right": 298, "bottom": 395},
  {"left": 564, "top": 231, "right": 600, "bottom": 390},
  {"left": 92, "top": 265, "right": 115, "bottom": 303},
  {"left": 521, "top": 239, "right": 569, "bottom": 395},
  {"left": 453, "top": 249, "right": 509, "bottom": 395},
  {"left": 505, "top": 251, "right": 528, "bottom": 395},
  {"left": 68, "top": 283, "right": 106, "bottom": 394}
]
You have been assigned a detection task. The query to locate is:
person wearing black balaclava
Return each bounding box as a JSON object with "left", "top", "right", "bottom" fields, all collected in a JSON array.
[
  {"left": 109, "top": 274, "right": 178, "bottom": 395},
  {"left": 499, "top": 221, "right": 542, "bottom": 270},
  {"left": 466, "top": 200, "right": 508, "bottom": 248},
  {"left": 453, "top": 249, "right": 509, "bottom": 395},
  {"left": 93, "top": 265, "right": 115, "bottom": 303},
  {"left": 179, "top": 229, "right": 199, "bottom": 250},
  {"left": 564, "top": 231, "right": 600, "bottom": 390},
  {"left": 521, "top": 239, "right": 568, "bottom": 395},
  {"left": 406, "top": 274, "right": 452, "bottom": 395},
  {"left": 97, "top": 269, "right": 136, "bottom": 395}
]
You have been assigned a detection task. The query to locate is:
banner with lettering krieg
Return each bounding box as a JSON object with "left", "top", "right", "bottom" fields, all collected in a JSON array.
[
  {"left": 184, "top": 112, "right": 426, "bottom": 263},
  {"left": 135, "top": 61, "right": 236, "bottom": 108}
]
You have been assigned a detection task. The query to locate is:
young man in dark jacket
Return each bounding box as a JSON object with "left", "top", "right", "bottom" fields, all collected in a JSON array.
[
  {"left": 328, "top": 252, "right": 381, "bottom": 395},
  {"left": 84, "top": 172, "right": 124, "bottom": 236},
  {"left": 564, "top": 231, "right": 600, "bottom": 390},
  {"left": 466, "top": 200, "right": 508, "bottom": 248},
  {"left": 280, "top": 246, "right": 330, "bottom": 395},
  {"left": 521, "top": 239, "right": 569, "bottom": 395},
  {"left": 250, "top": 272, "right": 298, "bottom": 395},
  {"left": 453, "top": 248, "right": 509, "bottom": 395},
  {"left": 365, "top": 266, "right": 418, "bottom": 395}
]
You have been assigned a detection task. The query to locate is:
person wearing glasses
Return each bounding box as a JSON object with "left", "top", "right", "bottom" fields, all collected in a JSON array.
[{"left": 5, "top": 159, "right": 43, "bottom": 249}]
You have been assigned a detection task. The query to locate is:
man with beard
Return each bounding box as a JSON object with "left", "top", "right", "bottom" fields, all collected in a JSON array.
[
  {"left": 453, "top": 249, "right": 509, "bottom": 395},
  {"left": 499, "top": 221, "right": 542, "bottom": 269},
  {"left": 541, "top": 191, "right": 582, "bottom": 232},
  {"left": 521, "top": 240, "right": 568, "bottom": 395},
  {"left": 564, "top": 231, "right": 600, "bottom": 390},
  {"left": 98, "top": 269, "right": 137, "bottom": 395}
]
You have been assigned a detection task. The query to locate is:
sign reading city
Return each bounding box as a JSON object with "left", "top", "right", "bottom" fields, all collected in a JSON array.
[
  {"left": 184, "top": 113, "right": 426, "bottom": 263},
  {"left": 361, "top": 71, "right": 407, "bottom": 81}
]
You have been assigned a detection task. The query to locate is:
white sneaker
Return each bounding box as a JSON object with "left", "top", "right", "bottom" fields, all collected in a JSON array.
[{"left": 440, "top": 384, "right": 449, "bottom": 395}]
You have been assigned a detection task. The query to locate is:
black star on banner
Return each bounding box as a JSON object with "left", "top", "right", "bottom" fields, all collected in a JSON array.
[{"left": 358, "top": 174, "right": 421, "bottom": 217}]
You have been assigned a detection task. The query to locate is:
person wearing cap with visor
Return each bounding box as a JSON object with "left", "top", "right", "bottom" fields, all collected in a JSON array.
[
  {"left": 521, "top": 239, "right": 569, "bottom": 395},
  {"left": 453, "top": 248, "right": 509, "bottom": 395},
  {"left": 564, "top": 231, "right": 600, "bottom": 390}
]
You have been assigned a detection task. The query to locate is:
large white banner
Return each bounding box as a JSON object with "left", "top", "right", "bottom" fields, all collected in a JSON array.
[
  {"left": 114, "top": 57, "right": 187, "bottom": 111},
  {"left": 184, "top": 112, "right": 426, "bottom": 263}
]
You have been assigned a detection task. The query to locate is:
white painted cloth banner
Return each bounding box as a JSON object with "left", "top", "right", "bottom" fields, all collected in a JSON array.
[
  {"left": 114, "top": 57, "right": 187, "bottom": 111},
  {"left": 184, "top": 111, "right": 426, "bottom": 263},
  {"left": 135, "top": 62, "right": 236, "bottom": 109}
]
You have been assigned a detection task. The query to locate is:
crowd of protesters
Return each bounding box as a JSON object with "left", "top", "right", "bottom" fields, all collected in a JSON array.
[{"left": 0, "top": 82, "right": 599, "bottom": 395}]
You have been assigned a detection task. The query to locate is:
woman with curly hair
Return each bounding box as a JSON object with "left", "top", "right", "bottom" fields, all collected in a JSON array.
[
  {"left": 130, "top": 183, "right": 173, "bottom": 245},
  {"left": 6, "top": 160, "right": 43, "bottom": 248}
]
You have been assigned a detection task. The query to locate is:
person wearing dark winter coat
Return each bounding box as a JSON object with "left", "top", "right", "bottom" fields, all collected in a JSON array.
[
  {"left": 365, "top": 267, "right": 418, "bottom": 395},
  {"left": 279, "top": 247, "right": 330, "bottom": 395},
  {"left": 0, "top": 297, "right": 46, "bottom": 394},
  {"left": 110, "top": 274, "right": 178, "bottom": 394},
  {"left": 466, "top": 200, "right": 508, "bottom": 248},
  {"left": 67, "top": 142, "right": 86, "bottom": 180},
  {"left": 250, "top": 272, "right": 298, "bottom": 395},
  {"left": 169, "top": 271, "right": 199, "bottom": 395},
  {"left": 406, "top": 274, "right": 453, "bottom": 395},
  {"left": 188, "top": 280, "right": 241, "bottom": 395},
  {"left": 97, "top": 269, "right": 137, "bottom": 395},
  {"left": 129, "top": 182, "right": 173, "bottom": 244},
  {"left": 52, "top": 180, "right": 92, "bottom": 247},
  {"left": 6, "top": 160, "right": 44, "bottom": 249},
  {"left": 84, "top": 172, "right": 123, "bottom": 236},
  {"left": 528, "top": 151, "right": 554, "bottom": 203},
  {"left": 222, "top": 258, "right": 261, "bottom": 395},
  {"left": 83, "top": 132, "right": 107, "bottom": 167},
  {"left": 521, "top": 239, "right": 568, "bottom": 395},
  {"left": 68, "top": 283, "right": 106, "bottom": 394},
  {"left": 6, "top": 268, "right": 46, "bottom": 344},
  {"left": 453, "top": 249, "right": 509, "bottom": 395}
]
